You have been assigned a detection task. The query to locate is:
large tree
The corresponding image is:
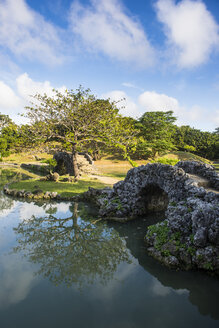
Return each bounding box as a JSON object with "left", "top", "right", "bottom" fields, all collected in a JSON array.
[
  {"left": 136, "top": 111, "right": 177, "bottom": 159},
  {"left": 24, "top": 87, "right": 134, "bottom": 177}
]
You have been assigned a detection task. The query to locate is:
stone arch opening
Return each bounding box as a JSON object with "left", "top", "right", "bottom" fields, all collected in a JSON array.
[{"left": 138, "top": 183, "right": 169, "bottom": 214}]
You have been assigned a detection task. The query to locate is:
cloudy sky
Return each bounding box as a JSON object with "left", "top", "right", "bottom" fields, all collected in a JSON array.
[{"left": 0, "top": 0, "right": 219, "bottom": 131}]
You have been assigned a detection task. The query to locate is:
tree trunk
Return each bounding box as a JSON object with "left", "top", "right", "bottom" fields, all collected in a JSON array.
[
  {"left": 93, "top": 151, "right": 99, "bottom": 161},
  {"left": 72, "top": 143, "right": 79, "bottom": 179},
  {"left": 93, "top": 143, "right": 101, "bottom": 161},
  {"left": 72, "top": 202, "right": 79, "bottom": 240}
]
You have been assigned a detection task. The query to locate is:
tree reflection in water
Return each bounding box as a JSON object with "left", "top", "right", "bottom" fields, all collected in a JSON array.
[{"left": 13, "top": 202, "right": 132, "bottom": 288}]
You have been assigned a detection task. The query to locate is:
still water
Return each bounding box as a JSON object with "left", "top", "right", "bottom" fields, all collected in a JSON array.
[{"left": 0, "top": 169, "right": 218, "bottom": 328}]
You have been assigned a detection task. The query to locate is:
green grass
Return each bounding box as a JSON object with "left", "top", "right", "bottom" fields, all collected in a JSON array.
[
  {"left": 101, "top": 171, "right": 127, "bottom": 179},
  {"left": 9, "top": 177, "right": 110, "bottom": 197},
  {"left": 0, "top": 166, "right": 39, "bottom": 179},
  {"left": 3, "top": 152, "right": 52, "bottom": 163},
  {"left": 159, "top": 151, "right": 212, "bottom": 164},
  {"left": 213, "top": 163, "right": 219, "bottom": 171}
]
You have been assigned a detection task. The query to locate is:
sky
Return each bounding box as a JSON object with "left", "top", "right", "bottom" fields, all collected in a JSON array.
[{"left": 0, "top": 0, "right": 219, "bottom": 131}]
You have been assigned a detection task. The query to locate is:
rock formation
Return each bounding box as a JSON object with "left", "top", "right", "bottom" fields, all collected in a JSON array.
[
  {"left": 53, "top": 151, "right": 97, "bottom": 176},
  {"left": 83, "top": 161, "right": 219, "bottom": 274}
]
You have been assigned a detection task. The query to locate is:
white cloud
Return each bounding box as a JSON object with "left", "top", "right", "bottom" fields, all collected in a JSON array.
[
  {"left": 104, "top": 89, "right": 218, "bottom": 131},
  {"left": 122, "top": 82, "right": 144, "bottom": 92},
  {"left": 214, "top": 110, "right": 219, "bottom": 125},
  {"left": 0, "top": 81, "right": 21, "bottom": 109},
  {"left": 151, "top": 277, "right": 188, "bottom": 297},
  {"left": 151, "top": 277, "right": 171, "bottom": 296},
  {"left": 122, "top": 82, "right": 138, "bottom": 89},
  {"left": 0, "top": 0, "right": 64, "bottom": 65},
  {"left": 70, "top": 0, "right": 155, "bottom": 67},
  {"left": 18, "top": 201, "right": 72, "bottom": 221},
  {"left": 138, "top": 90, "right": 219, "bottom": 131},
  {"left": 155, "top": 0, "right": 219, "bottom": 68},
  {"left": 103, "top": 90, "right": 140, "bottom": 117},
  {"left": 0, "top": 254, "right": 37, "bottom": 309},
  {"left": 0, "top": 73, "right": 66, "bottom": 122},
  {"left": 16, "top": 73, "right": 66, "bottom": 103},
  {"left": 138, "top": 91, "right": 180, "bottom": 113}
]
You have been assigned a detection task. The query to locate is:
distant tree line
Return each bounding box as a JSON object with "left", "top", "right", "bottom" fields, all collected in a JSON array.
[{"left": 0, "top": 86, "right": 218, "bottom": 175}]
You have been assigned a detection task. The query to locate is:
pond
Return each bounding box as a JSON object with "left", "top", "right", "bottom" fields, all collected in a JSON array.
[{"left": 0, "top": 169, "right": 218, "bottom": 328}]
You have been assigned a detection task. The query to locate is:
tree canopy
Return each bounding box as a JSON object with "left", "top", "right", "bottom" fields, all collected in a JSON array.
[{"left": 135, "top": 111, "right": 177, "bottom": 158}]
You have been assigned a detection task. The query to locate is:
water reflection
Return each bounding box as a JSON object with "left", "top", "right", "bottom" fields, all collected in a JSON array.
[
  {"left": 13, "top": 202, "right": 132, "bottom": 288},
  {"left": 111, "top": 216, "right": 219, "bottom": 320},
  {"left": 0, "top": 253, "right": 37, "bottom": 309},
  {"left": 0, "top": 166, "right": 218, "bottom": 325}
]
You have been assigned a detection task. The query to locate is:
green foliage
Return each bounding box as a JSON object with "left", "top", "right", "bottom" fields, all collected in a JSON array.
[
  {"left": 169, "top": 201, "right": 177, "bottom": 206},
  {"left": 125, "top": 155, "right": 138, "bottom": 167},
  {"left": 189, "top": 234, "right": 194, "bottom": 243},
  {"left": 150, "top": 158, "right": 179, "bottom": 165},
  {"left": 203, "top": 262, "right": 213, "bottom": 271},
  {"left": 0, "top": 137, "right": 8, "bottom": 158},
  {"left": 107, "top": 116, "right": 138, "bottom": 164},
  {"left": 147, "top": 221, "right": 170, "bottom": 251},
  {"left": 197, "top": 254, "right": 203, "bottom": 261},
  {"left": 24, "top": 87, "right": 137, "bottom": 176},
  {"left": 173, "top": 125, "right": 219, "bottom": 160},
  {"left": 136, "top": 111, "right": 177, "bottom": 159},
  {"left": 111, "top": 197, "right": 124, "bottom": 210},
  {"left": 184, "top": 144, "right": 196, "bottom": 152},
  {"left": 0, "top": 113, "right": 12, "bottom": 131},
  {"left": 146, "top": 222, "right": 191, "bottom": 257},
  {"left": 187, "top": 246, "right": 195, "bottom": 256},
  {"left": 41, "top": 158, "right": 57, "bottom": 171},
  {"left": 0, "top": 113, "right": 20, "bottom": 157}
]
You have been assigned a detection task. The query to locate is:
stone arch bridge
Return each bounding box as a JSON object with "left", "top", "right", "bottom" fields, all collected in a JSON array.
[{"left": 85, "top": 161, "right": 219, "bottom": 274}]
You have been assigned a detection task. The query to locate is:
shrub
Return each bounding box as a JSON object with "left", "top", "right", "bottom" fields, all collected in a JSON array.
[{"left": 41, "top": 158, "right": 57, "bottom": 167}]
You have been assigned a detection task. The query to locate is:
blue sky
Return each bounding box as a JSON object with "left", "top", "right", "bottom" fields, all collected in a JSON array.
[{"left": 0, "top": 0, "right": 219, "bottom": 131}]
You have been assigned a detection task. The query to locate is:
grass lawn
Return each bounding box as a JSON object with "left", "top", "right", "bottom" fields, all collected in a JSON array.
[
  {"left": 94, "top": 156, "right": 147, "bottom": 178},
  {"left": 213, "top": 163, "right": 219, "bottom": 171},
  {"left": 2, "top": 152, "right": 52, "bottom": 164},
  {"left": 159, "top": 151, "right": 212, "bottom": 164},
  {"left": 8, "top": 177, "right": 109, "bottom": 197}
]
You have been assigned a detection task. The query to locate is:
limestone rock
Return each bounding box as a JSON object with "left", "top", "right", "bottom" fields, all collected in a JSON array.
[
  {"left": 82, "top": 160, "right": 219, "bottom": 274},
  {"left": 53, "top": 151, "right": 98, "bottom": 176}
]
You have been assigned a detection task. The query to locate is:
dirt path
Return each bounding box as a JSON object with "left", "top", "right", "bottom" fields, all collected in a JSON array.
[
  {"left": 188, "top": 173, "right": 219, "bottom": 194},
  {"left": 89, "top": 175, "right": 121, "bottom": 185}
]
